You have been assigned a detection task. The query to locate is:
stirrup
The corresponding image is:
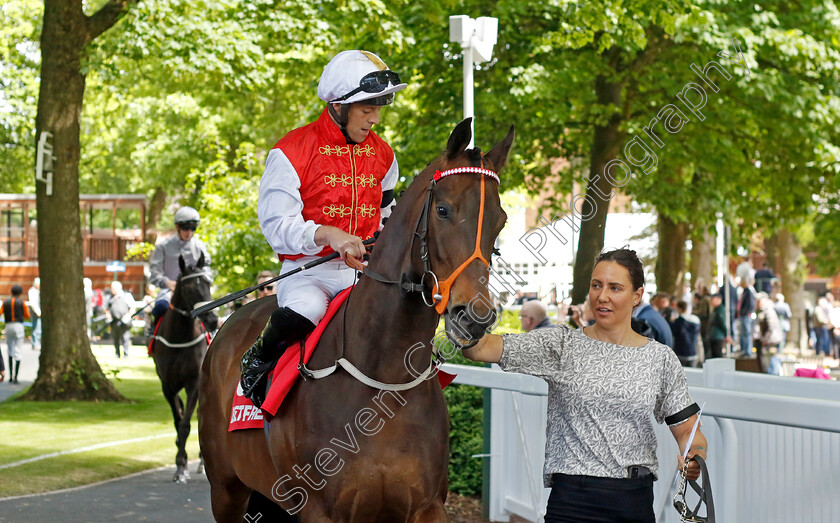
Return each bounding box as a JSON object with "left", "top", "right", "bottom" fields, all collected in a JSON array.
[{"left": 673, "top": 455, "right": 715, "bottom": 522}]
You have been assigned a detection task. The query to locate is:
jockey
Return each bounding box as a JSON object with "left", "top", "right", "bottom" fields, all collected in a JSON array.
[
  {"left": 240, "top": 50, "right": 406, "bottom": 406},
  {"left": 148, "top": 206, "right": 213, "bottom": 329}
]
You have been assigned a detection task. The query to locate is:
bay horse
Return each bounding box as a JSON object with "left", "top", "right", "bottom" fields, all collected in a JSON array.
[
  {"left": 199, "top": 119, "right": 513, "bottom": 521},
  {"left": 151, "top": 253, "right": 218, "bottom": 483}
]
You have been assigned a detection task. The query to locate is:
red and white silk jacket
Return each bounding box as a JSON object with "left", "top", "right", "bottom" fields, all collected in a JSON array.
[{"left": 258, "top": 107, "right": 398, "bottom": 260}]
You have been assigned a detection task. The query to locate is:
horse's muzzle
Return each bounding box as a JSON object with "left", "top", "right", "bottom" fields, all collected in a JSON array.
[
  {"left": 200, "top": 312, "right": 219, "bottom": 333},
  {"left": 445, "top": 305, "right": 496, "bottom": 347}
]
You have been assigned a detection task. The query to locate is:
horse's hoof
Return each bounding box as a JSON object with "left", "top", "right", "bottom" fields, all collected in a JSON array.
[
  {"left": 196, "top": 462, "right": 205, "bottom": 474},
  {"left": 173, "top": 470, "right": 190, "bottom": 483}
]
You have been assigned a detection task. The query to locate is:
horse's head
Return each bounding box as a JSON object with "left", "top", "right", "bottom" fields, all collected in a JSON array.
[
  {"left": 415, "top": 119, "right": 514, "bottom": 347},
  {"left": 176, "top": 253, "right": 218, "bottom": 332}
]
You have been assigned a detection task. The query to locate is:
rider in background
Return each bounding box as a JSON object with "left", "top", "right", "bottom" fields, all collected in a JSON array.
[
  {"left": 240, "top": 50, "right": 406, "bottom": 406},
  {"left": 148, "top": 206, "right": 213, "bottom": 332}
]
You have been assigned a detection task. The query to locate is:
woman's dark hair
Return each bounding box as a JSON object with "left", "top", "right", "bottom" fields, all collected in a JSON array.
[
  {"left": 10, "top": 284, "right": 23, "bottom": 296},
  {"left": 594, "top": 248, "right": 645, "bottom": 291}
]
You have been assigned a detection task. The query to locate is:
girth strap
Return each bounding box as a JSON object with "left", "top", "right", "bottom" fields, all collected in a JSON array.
[
  {"left": 299, "top": 357, "right": 435, "bottom": 392},
  {"left": 149, "top": 333, "right": 206, "bottom": 348}
]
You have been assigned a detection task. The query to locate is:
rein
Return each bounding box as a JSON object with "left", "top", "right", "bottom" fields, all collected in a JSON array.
[
  {"left": 153, "top": 270, "right": 213, "bottom": 349},
  {"left": 362, "top": 165, "right": 498, "bottom": 315}
]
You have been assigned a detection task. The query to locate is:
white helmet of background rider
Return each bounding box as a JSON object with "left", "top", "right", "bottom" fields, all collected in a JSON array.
[
  {"left": 317, "top": 50, "right": 407, "bottom": 131},
  {"left": 173, "top": 206, "right": 200, "bottom": 231}
]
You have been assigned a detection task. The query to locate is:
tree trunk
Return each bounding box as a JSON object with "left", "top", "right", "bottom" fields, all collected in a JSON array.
[
  {"left": 689, "top": 227, "right": 715, "bottom": 291},
  {"left": 571, "top": 74, "right": 624, "bottom": 304},
  {"left": 764, "top": 233, "right": 778, "bottom": 272},
  {"left": 777, "top": 228, "right": 806, "bottom": 350},
  {"left": 23, "top": 0, "right": 136, "bottom": 401},
  {"left": 145, "top": 186, "right": 167, "bottom": 244},
  {"left": 655, "top": 212, "right": 689, "bottom": 295}
]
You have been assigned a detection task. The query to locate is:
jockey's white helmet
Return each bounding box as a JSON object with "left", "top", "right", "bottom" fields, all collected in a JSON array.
[
  {"left": 317, "top": 50, "right": 407, "bottom": 106},
  {"left": 174, "top": 206, "right": 200, "bottom": 225}
]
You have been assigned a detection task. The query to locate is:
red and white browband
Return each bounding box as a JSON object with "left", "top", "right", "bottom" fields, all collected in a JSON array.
[{"left": 434, "top": 166, "right": 499, "bottom": 184}]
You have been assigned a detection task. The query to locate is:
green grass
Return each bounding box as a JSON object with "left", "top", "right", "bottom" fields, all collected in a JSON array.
[{"left": 0, "top": 345, "right": 200, "bottom": 497}]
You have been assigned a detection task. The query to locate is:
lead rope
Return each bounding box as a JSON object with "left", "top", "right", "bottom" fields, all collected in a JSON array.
[{"left": 673, "top": 456, "right": 715, "bottom": 522}]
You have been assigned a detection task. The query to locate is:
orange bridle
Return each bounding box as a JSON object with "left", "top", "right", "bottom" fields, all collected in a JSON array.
[{"left": 426, "top": 166, "right": 498, "bottom": 314}]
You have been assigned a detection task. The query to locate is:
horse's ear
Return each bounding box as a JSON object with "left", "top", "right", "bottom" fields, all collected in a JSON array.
[
  {"left": 446, "top": 118, "right": 473, "bottom": 160},
  {"left": 179, "top": 255, "right": 186, "bottom": 274},
  {"left": 484, "top": 125, "right": 515, "bottom": 173},
  {"left": 197, "top": 252, "right": 205, "bottom": 268}
]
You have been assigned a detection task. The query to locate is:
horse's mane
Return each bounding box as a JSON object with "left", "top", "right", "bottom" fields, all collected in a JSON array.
[{"left": 367, "top": 146, "right": 485, "bottom": 275}]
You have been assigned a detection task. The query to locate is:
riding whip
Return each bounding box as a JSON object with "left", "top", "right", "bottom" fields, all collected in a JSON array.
[{"left": 191, "top": 237, "right": 376, "bottom": 318}]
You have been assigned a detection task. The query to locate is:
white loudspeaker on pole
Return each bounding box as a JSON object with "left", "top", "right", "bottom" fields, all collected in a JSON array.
[
  {"left": 449, "top": 15, "right": 498, "bottom": 148},
  {"left": 35, "top": 131, "right": 55, "bottom": 196}
]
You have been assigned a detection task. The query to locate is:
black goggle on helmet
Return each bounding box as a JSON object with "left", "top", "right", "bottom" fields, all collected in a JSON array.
[
  {"left": 332, "top": 70, "right": 401, "bottom": 105},
  {"left": 176, "top": 220, "right": 199, "bottom": 231}
]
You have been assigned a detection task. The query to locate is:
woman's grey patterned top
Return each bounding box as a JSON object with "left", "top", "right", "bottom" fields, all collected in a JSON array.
[{"left": 499, "top": 324, "right": 697, "bottom": 486}]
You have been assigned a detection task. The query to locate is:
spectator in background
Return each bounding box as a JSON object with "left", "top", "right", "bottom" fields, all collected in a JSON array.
[
  {"left": 519, "top": 300, "right": 555, "bottom": 332},
  {"left": 256, "top": 270, "right": 277, "bottom": 300},
  {"left": 736, "top": 277, "right": 757, "bottom": 357},
  {"left": 651, "top": 293, "right": 669, "bottom": 316},
  {"left": 568, "top": 299, "right": 595, "bottom": 329},
  {"left": 670, "top": 300, "right": 701, "bottom": 367},
  {"left": 707, "top": 294, "right": 729, "bottom": 359},
  {"left": 736, "top": 258, "right": 755, "bottom": 287},
  {"left": 719, "top": 277, "right": 738, "bottom": 333},
  {"left": 90, "top": 284, "right": 106, "bottom": 340},
  {"left": 773, "top": 293, "right": 792, "bottom": 349},
  {"left": 27, "top": 277, "right": 41, "bottom": 351},
  {"left": 680, "top": 283, "right": 693, "bottom": 314},
  {"left": 828, "top": 295, "right": 840, "bottom": 359},
  {"left": 754, "top": 263, "right": 776, "bottom": 296},
  {"left": 140, "top": 283, "right": 157, "bottom": 337},
  {"left": 756, "top": 293, "right": 782, "bottom": 353},
  {"left": 693, "top": 280, "right": 712, "bottom": 360},
  {"left": 813, "top": 297, "right": 832, "bottom": 356},
  {"left": 107, "top": 281, "right": 135, "bottom": 359},
  {"left": 84, "top": 278, "right": 94, "bottom": 339},
  {"left": 1, "top": 285, "right": 30, "bottom": 384},
  {"left": 825, "top": 293, "right": 839, "bottom": 358},
  {"left": 633, "top": 297, "right": 674, "bottom": 348}
]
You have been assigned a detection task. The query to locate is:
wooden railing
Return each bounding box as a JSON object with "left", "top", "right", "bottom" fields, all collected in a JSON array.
[{"left": 0, "top": 236, "right": 138, "bottom": 262}]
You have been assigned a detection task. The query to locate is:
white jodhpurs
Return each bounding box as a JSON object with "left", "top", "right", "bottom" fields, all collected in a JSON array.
[{"left": 274, "top": 256, "right": 358, "bottom": 325}]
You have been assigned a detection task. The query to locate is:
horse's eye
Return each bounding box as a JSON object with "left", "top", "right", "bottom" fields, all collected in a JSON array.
[{"left": 436, "top": 205, "right": 449, "bottom": 219}]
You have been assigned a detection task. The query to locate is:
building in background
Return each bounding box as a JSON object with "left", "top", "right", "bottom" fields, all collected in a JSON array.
[{"left": 0, "top": 194, "right": 147, "bottom": 297}]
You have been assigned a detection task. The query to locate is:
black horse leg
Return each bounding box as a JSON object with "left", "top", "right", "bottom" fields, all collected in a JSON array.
[
  {"left": 164, "top": 386, "right": 189, "bottom": 483},
  {"left": 197, "top": 449, "right": 205, "bottom": 475},
  {"left": 175, "top": 382, "right": 200, "bottom": 481}
]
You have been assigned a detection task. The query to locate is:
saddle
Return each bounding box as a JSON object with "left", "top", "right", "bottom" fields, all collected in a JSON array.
[
  {"left": 229, "top": 286, "right": 456, "bottom": 431},
  {"left": 229, "top": 287, "right": 353, "bottom": 430}
]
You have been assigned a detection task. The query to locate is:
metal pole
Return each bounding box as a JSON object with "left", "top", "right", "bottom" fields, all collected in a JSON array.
[
  {"left": 463, "top": 45, "right": 475, "bottom": 148},
  {"left": 724, "top": 226, "right": 732, "bottom": 357}
]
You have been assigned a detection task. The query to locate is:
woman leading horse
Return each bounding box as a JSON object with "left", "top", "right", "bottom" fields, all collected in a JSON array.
[{"left": 199, "top": 118, "right": 514, "bottom": 522}]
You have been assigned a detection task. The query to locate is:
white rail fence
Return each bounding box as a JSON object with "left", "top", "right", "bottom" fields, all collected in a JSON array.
[{"left": 440, "top": 358, "right": 840, "bottom": 523}]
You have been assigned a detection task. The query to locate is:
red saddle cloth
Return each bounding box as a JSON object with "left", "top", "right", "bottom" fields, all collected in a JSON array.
[{"left": 228, "top": 286, "right": 456, "bottom": 431}]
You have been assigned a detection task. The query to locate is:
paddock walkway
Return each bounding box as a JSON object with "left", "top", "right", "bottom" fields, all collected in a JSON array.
[{"left": 0, "top": 463, "right": 210, "bottom": 522}]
